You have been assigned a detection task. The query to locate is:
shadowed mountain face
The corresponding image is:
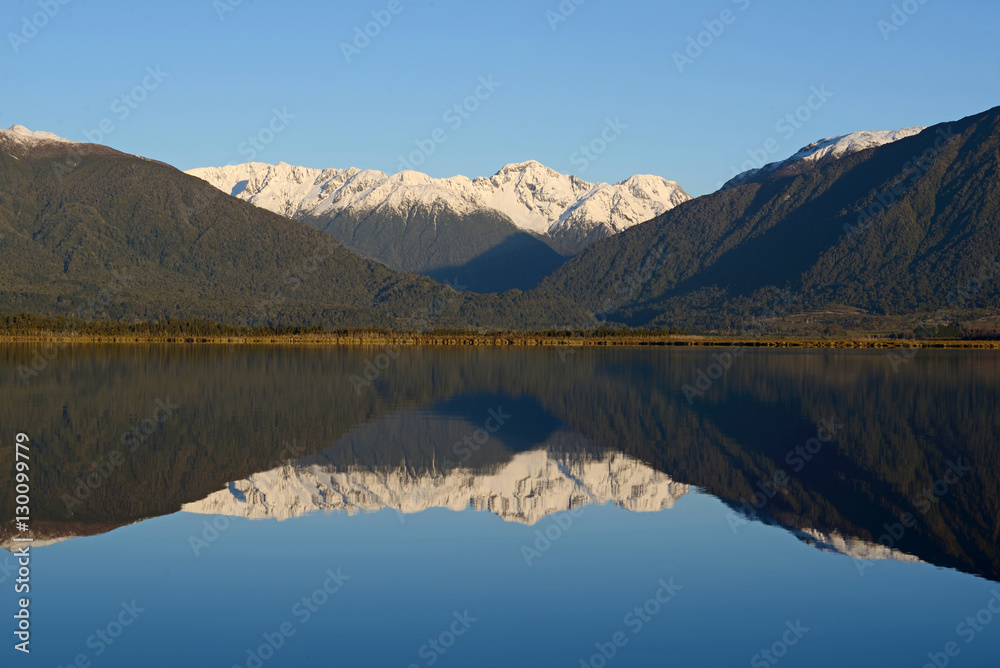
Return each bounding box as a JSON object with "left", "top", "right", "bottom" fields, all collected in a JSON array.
[
  {"left": 542, "top": 106, "right": 1000, "bottom": 329},
  {"left": 423, "top": 233, "right": 568, "bottom": 294},
  {"left": 0, "top": 133, "right": 591, "bottom": 329},
  {"left": 185, "top": 161, "right": 691, "bottom": 292},
  {"left": 301, "top": 208, "right": 567, "bottom": 294},
  {"left": 2, "top": 345, "right": 998, "bottom": 582}
]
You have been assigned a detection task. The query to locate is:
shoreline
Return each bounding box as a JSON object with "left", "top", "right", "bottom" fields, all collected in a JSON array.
[{"left": 2, "top": 334, "right": 999, "bottom": 349}]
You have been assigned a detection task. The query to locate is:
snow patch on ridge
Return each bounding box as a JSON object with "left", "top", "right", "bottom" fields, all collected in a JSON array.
[
  {"left": 793, "top": 527, "right": 923, "bottom": 564},
  {"left": 723, "top": 127, "right": 927, "bottom": 189},
  {"left": 0, "top": 124, "right": 74, "bottom": 145}
]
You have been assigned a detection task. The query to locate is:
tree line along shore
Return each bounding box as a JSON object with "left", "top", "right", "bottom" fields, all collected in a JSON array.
[
  {"left": 2, "top": 334, "right": 999, "bottom": 350},
  {"left": 1, "top": 315, "right": 998, "bottom": 348}
]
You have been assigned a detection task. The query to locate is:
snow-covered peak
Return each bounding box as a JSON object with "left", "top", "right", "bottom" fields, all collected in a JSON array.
[
  {"left": 787, "top": 127, "right": 926, "bottom": 164},
  {"left": 723, "top": 126, "right": 927, "bottom": 189},
  {"left": 182, "top": 449, "right": 692, "bottom": 525},
  {"left": 489, "top": 159, "right": 563, "bottom": 182},
  {"left": 495, "top": 159, "right": 546, "bottom": 173},
  {"left": 793, "top": 528, "right": 922, "bottom": 564},
  {"left": 177, "top": 449, "right": 928, "bottom": 568},
  {"left": 1, "top": 535, "right": 72, "bottom": 552},
  {"left": 186, "top": 160, "right": 691, "bottom": 247},
  {"left": 1, "top": 124, "right": 74, "bottom": 145}
]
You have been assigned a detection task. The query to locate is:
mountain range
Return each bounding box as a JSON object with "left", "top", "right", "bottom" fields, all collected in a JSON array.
[
  {"left": 722, "top": 126, "right": 927, "bottom": 189},
  {"left": 0, "top": 125, "right": 590, "bottom": 330},
  {"left": 182, "top": 449, "right": 691, "bottom": 524},
  {"left": 2, "top": 104, "right": 1000, "bottom": 333},
  {"left": 180, "top": 448, "right": 922, "bottom": 566},
  {"left": 542, "top": 107, "right": 1000, "bottom": 330},
  {"left": 186, "top": 161, "right": 690, "bottom": 292}
]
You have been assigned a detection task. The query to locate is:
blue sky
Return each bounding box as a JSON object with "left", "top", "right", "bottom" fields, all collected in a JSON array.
[{"left": 3, "top": 0, "right": 998, "bottom": 196}]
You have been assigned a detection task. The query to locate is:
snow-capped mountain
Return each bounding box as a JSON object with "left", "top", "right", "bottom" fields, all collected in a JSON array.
[
  {"left": 177, "top": 448, "right": 924, "bottom": 566},
  {"left": 186, "top": 160, "right": 690, "bottom": 251},
  {"left": 0, "top": 124, "right": 73, "bottom": 146},
  {"left": 182, "top": 449, "right": 691, "bottom": 525},
  {"left": 0, "top": 535, "right": 72, "bottom": 551},
  {"left": 723, "top": 127, "right": 927, "bottom": 189},
  {"left": 792, "top": 528, "right": 922, "bottom": 564},
  {"left": 466, "top": 161, "right": 690, "bottom": 241}
]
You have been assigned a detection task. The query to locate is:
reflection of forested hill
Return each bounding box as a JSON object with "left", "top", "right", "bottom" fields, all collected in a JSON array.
[{"left": 1, "top": 345, "right": 997, "bottom": 580}]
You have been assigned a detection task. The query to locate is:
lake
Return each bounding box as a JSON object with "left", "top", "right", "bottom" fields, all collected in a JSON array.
[{"left": 2, "top": 345, "right": 999, "bottom": 667}]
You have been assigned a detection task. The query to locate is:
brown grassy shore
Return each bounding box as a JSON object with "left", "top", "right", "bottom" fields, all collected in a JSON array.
[{"left": 2, "top": 332, "right": 999, "bottom": 349}]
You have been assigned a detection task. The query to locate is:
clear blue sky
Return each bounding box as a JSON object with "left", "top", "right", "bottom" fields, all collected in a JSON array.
[{"left": 3, "top": 0, "right": 998, "bottom": 195}]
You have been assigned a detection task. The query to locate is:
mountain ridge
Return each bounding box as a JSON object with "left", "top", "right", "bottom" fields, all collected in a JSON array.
[
  {"left": 542, "top": 106, "right": 1000, "bottom": 331},
  {"left": 181, "top": 449, "right": 692, "bottom": 525},
  {"left": 186, "top": 159, "right": 692, "bottom": 257},
  {"left": 0, "top": 130, "right": 593, "bottom": 329},
  {"left": 187, "top": 159, "right": 690, "bottom": 240},
  {"left": 723, "top": 126, "right": 927, "bottom": 189},
  {"left": 178, "top": 449, "right": 923, "bottom": 566}
]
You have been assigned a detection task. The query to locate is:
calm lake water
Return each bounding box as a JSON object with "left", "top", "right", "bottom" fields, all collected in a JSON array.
[{"left": 2, "top": 345, "right": 999, "bottom": 667}]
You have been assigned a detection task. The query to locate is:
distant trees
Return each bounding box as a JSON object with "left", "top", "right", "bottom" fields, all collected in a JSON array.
[{"left": 0, "top": 313, "right": 324, "bottom": 337}]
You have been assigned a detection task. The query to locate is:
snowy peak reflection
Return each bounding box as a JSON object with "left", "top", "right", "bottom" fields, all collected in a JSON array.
[
  {"left": 182, "top": 447, "right": 691, "bottom": 525},
  {"left": 183, "top": 398, "right": 691, "bottom": 524}
]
